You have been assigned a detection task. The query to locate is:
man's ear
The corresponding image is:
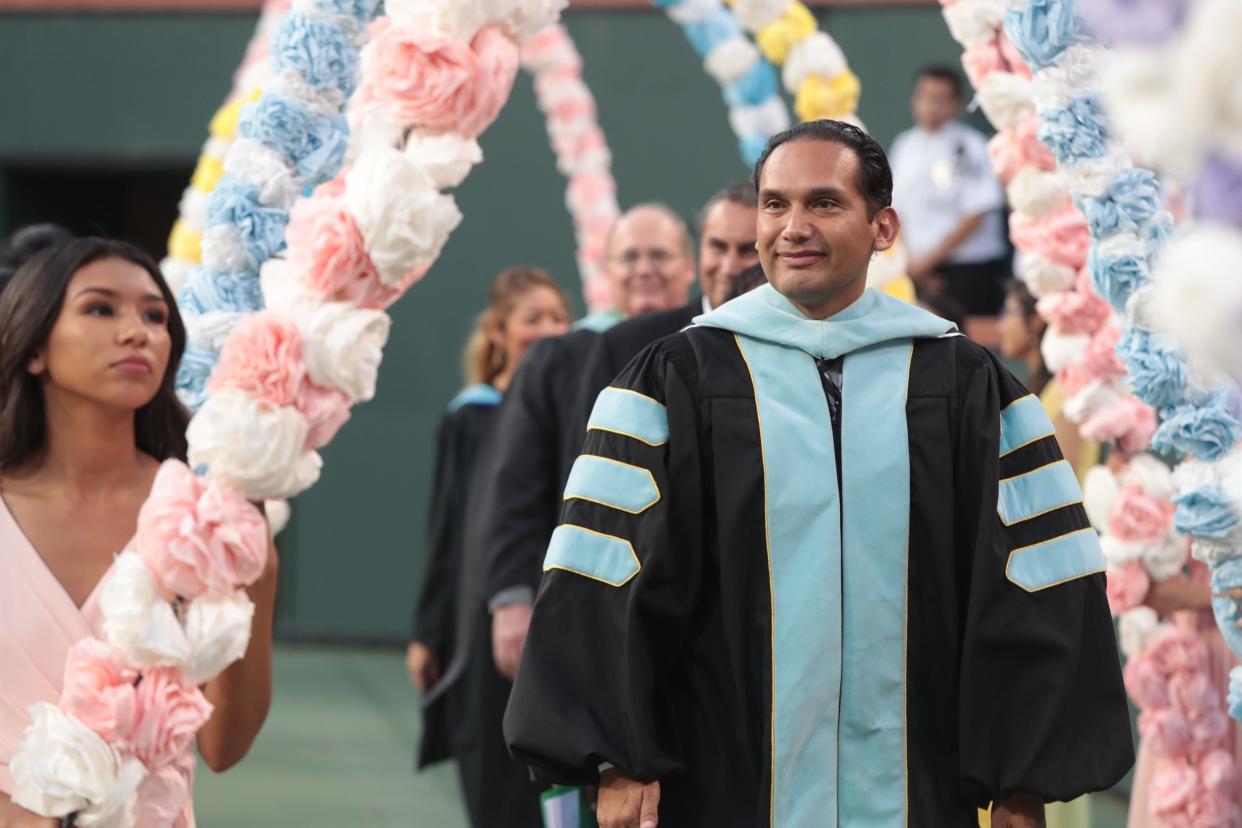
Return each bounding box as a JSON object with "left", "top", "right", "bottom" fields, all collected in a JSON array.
[{"left": 871, "top": 206, "right": 901, "bottom": 254}]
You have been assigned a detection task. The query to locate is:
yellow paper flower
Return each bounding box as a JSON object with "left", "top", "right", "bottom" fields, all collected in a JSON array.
[
  {"left": 168, "top": 220, "right": 202, "bottom": 263},
  {"left": 756, "top": 3, "right": 816, "bottom": 65},
  {"left": 795, "top": 69, "right": 861, "bottom": 122},
  {"left": 190, "top": 155, "right": 225, "bottom": 194},
  {"left": 208, "top": 88, "right": 261, "bottom": 140}
]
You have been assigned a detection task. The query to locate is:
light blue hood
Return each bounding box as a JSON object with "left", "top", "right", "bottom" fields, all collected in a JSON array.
[{"left": 693, "top": 284, "right": 955, "bottom": 359}]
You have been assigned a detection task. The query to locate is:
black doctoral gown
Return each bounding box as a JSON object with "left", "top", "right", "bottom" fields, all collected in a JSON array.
[
  {"left": 504, "top": 286, "right": 1134, "bottom": 827},
  {"left": 412, "top": 384, "right": 542, "bottom": 828}
]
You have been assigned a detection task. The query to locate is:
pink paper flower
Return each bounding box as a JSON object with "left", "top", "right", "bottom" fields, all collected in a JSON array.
[
  {"left": 138, "top": 460, "right": 269, "bottom": 598},
  {"left": 58, "top": 638, "right": 138, "bottom": 743},
  {"left": 584, "top": 274, "right": 613, "bottom": 313},
  {"left": 209, "top": 313, "right": 306, "bottom": 408},
  {"left": 1107, "top": 484, "right": 1174, "bottom": 542},
  {"left": 1010, "top": 205, "right": 1090, "bottom": 270},
  {"left": 1081, "top": 397, "right": 1157, "bottom": 451},
  {"left": 1139, "top": 708, "right": 1192, "bottom": 758},
  {"left": 1124, "top": 651, "right": 1170, "bottom": 708},
  {"left": 128, "top": 669, "right": 214, "bottom": 770},
  {"left": 1168, "top": 671, "right": 1220, "bottom": 721},
  {"left": 361, "top": 20, "right": 517, "bottom": 139},
  {"left": 1190, "top": 711, "right": 1230, "bottom": 754},
  {"left": 1148, "top": 626, "right": 1210, "bottom": 676},
  {"left": 1106, "top": 561, "right": 1151, "bottom": 614},
  {"left": 988, "top": 117, "right": 1056, "bottom": 183},
  {"left": 1150, "top": 765, "right": 1201, "bottom": 816},
  {"left": 130, "top": 751, "right": 193, "bottom": 826},
  {"left": 286, "top": 194, "right": 386, "bottom": 309},
  {"left": 1036, "top": 289, "right": 1111, "bottom": 335},
  {"left": 1200, "top": 750, "right": 1237, "bottom": 793},
  {"left": 1188, "top": 790, "right": 1237, "bottom": 828},
  {"left": 297, "top": 381, "right": 352, "bottom": 450},
  {"left": 961, "top": 41, "right": 1006, "bottom": 88},
  {"left": 997, "top": 30, "right": 1031, "bottom": 79}
]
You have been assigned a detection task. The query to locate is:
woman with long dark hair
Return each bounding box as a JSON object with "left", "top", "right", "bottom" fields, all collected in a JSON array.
[
  {"left": 0, "top": 238, "right": 277, "bottom": 826},
  {"left": 407, "top": 265, "right": 570, "bottom": 828}
]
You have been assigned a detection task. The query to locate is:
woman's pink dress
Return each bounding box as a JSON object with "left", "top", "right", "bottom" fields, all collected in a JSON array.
[
  {"left": 1128, "top": 609, "right": 1242, "bottom": 827},
  {"left": 0, "top": 496, "right": 196, "bottom": 824}
]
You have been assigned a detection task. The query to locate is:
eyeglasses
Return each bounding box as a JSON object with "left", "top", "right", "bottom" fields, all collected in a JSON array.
[{"left": 609, "top": 249, "right": 682, "bottom": 268}]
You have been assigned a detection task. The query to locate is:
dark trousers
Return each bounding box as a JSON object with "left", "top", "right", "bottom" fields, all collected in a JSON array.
[{"left": 937, "top": 257, "right": 1009, "bottom": 316}]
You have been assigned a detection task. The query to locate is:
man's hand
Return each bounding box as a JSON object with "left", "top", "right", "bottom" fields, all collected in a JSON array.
[
  {"left": 1146, "top": 576, "right": 1212, "bottom": 617},
  {"left": 992, "top": 792, "right": 1045, "bottom": 828},
  {"left": 406, "top": 642, "right": 440, "bottom": 693},
  {"left": 596, "top": 769, "right": 660, "bottom": 828},
  {"left": 492, "top": 603, "right": 533, "bottom": 680}
]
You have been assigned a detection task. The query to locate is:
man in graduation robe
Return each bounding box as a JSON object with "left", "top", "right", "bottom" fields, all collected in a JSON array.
[
  {"left": 503, "top": 120, "right": 1134, "bottom": 827},
  {"left": 476, "top": 203, "right": 698, "bottom": 680}
]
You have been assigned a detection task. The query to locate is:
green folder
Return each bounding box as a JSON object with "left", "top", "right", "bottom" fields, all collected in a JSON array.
[{"left": 540, "top": 786, "right": 598, "bottom": 828}]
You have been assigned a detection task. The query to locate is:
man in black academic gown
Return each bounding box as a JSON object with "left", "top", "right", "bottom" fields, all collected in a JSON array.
[
  {"left": 504, "top": 121, "right": 1134, "bottom": 827},
  {"left": 487, "top": 187, "right": 761, "bottom": 681}
]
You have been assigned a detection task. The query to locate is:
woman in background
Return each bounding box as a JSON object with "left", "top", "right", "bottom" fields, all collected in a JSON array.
[
  {"left": 0, "top": 238, "right": 277, "bottom": 826},
  {"left": 407, "top": 266, "right": 570, "bottom": 828}
]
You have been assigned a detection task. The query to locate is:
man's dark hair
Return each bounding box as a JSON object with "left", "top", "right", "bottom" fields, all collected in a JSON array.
[
  {"left": 0, "top": 223, "right": 73, "bottom": 269},
  {"left": 695, "top": 180, "right": 758, "bottom": 237},
  {"left": 916, "top": 64, "right": 964, "bottom": 100},
  {"left": 753, "top": 119, "right": 893, "bottom": 219},
  {"left": 725, "top": 263, "right": 769, "bottom": 303}
]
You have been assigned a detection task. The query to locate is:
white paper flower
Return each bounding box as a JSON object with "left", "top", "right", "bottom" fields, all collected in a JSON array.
[
  {"left": 178, "top": 187, "right": 208, "bottom": 234},
  {"left": 728, "top": 97, "right": 792, "bottom": 142},
  {"left": 159, "top": 257, "right": 192, "bottom": 297},
  {"left": 1124, "top": 454, "right": 1175, "bottom": 502},
  {"left": 1172, "top": 457, "right": 1221, "bottom": 496},
  {"left": 1041, "top": 330, "right": 1090, "bottom": 374},
  {"left": 301, "top": 301, "right": 392, "bottom": 403},
  {"left": 183, "top": 590, "right": 256, "bottom": 685},
  {"left": 1192, "top": 535, "right": 1242, "bottom": 568},
  {"left": 265, "top": 499, "right": 292, "bottom": 536},
  {"left": 203, "top": 137, "right": 231, "bottom": 162},
  {"left": 1057, "top": 145, "right": 1130, "bottom": 198},
  {"left": 223, "top": 137, "right": 303, "bottom": 210},
  {"left": 99, "top": 551, "right": 191, "bottom": 669},
  {"left": 188, "top": 389, "right": 322, "bottom": 501},
  {"left": 666, "top": 0, "right": 718, "bottom": 25},
  {"left": 1030, "top": 43, "right": 1107, "bottom": 111},
  {"left": 1083, "top": 465, "right": 1120, "bottom": 529},
  {"left": 1096, "top": 231, "right": 1148, "bottom": 261},
  {"left": 185, "top": 310, "right": 245, "bottom": 354},
  {"left": 404, "top": 132, "right": 484, "bottom": 190},
  {"left": 345, "top": 146, "right": 462, "bottom": 284},
  {"left": 1006, "top": 168, "right": 1070, "bottom": 219},
  {"left": 265, "top": 67, "right": 345, "bottom": 117},
  {"left": 1101, "top": 534, "right": 1145, "bottom": 568},
  {"left": 1123, "top": 282, "right": 1159, "bottom": 331},
  {"left": 942, "top": 0, "right": 1006, "bottom": 48},
  {"left": 782, "top": 32, "right": 848, "bottom": 94},
  {"left": 10, "top": 704, "right": 146, "bottom": 825},
  {"left": 347, "top": 104, "right": 406, "bottom": 161},
  {"left": 1016, "top": 251, "right": 1077, "bottom": 298},
  {"left": 974, "top": 72, "right": 1035, "bottom": 132},
  {"left": 1118, "top": 607, "right": 1161, "bottom": 659},
  {"left": 1150, "top": 224, "right": 1242, "bottom": 380},
  {"left": 201, "top": 224, "right": 252, "bottom": 276},
  {"left": 385, "top": 0, "right": 564, "bottom": 40},
  {"left": 508, "top": 0, "right": 568, "bottom": 39},
  {"left": 1064, "top": 379, "right": 1128, "bottom": 424},
  {"left": 1143, "top": 534, "right": 1189, "bottom": 582},
  {"left": 259, "top": 259, "right": 321, "bottom": 321},
  {"left": 557, "top": 145, "right": 612, "bottom": 178},
  {"left": 705, "top": 36, "right": 761, "bottom": 86},
  {"left": 1099, "top": 49, "right": 1207, "bottom": 178},
  {"left": 732, "top": 0, "right": 793, "bottom": 32}
]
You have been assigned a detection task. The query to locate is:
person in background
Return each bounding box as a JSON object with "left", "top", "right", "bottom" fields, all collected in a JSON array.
[
  {"left": 997, "top": 280, "right": 1097, "bottom": 479},
  {"left": 407, "top": 266, "right": 571, "bottom": 828},
  {"left": 477, "top": 204, "right": 697, "bottom": 684},
  {"left": 891, "top": 66, "right": 1009, "bottom": 325},
  {"left": 0, "top": 238, "right": 276, "bottom": 826},
  {"left": 0, "top": 224, "right": 74, "bottom": 295},
  {"left": 724, "top": 262, "right": 768, "bottom": 303}
]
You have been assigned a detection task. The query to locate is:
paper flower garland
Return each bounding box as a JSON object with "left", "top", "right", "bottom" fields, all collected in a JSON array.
[{"left": 521, "top": 24, "right": 621, "bottom": 311}]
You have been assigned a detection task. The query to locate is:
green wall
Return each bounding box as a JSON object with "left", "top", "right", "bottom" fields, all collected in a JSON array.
[{"left": 0, "top": 6, "right": 970, "bottom": 641}]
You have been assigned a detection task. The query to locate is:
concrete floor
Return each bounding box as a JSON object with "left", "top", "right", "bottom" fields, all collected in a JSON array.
[{"left": 193, "top": 644, "right": 1131, "bottom": 827}]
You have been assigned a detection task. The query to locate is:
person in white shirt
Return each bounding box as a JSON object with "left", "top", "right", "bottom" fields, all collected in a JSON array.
[{"left": 890, "top": 65, "right": 1009, "bottom": 317}]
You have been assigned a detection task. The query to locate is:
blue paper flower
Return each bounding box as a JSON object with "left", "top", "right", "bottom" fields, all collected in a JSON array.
[
  {"left": 1003, "top": 0, "right": 1091, "bottom": 70},
  {"left": 1212, "top": 593, "right": 1242, "bottom": 665},
  {"left": 1038, "top": 96, "right": 1109, "bottom": 164},
  {"left": 1213, "top": 555, "right": 1242, "bottom": 593},
  {"left": 182, "top": 264, "right": 265, "bottom": 315},
  {"left": 238, "top": 96, "right": 350, "bottom": 186},
  {"left": 1230, "top": 668, "right": 1242, "bottom": 721},
  {"left": 683, "top": 7, "right": 743, "bottom": 58},
  {"left": 1117, "top": 329, "right": 1187, "bottom": 410},
  {"left": 739, "top": 133, "right": 768, "bottom": 167},
  {"left": 272, "top": 12, "right": 359, "bottom": 98},
  {"left": 176, "top": 345, "right": 218, "bottom": 412},
  {"left": 205, "top": 179, "right": 289, "bottom": 271},
  {"left": 1174, "top": 486, "right": 1240, "bottom": 539},
  {"left": 1152, "top": 388, "right": 1242, "bottom": 462},
  {"left": 305, "top": 0, "right": 379, "bottom": 23},
  {"left": 724, "top": 62, "right": 780, "bottom": 109},
  {"left": 1088, "top": 244, "right": 1148, "bottom": 311},
  {"left": 1079, "top": 168, "right": 1161, "bottom": 237}
]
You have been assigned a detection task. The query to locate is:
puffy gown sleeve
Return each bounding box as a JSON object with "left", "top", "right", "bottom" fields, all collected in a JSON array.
[
  {"left": 503, "top": 339, "right": 704, "bottom": 785},
  {"left": 955, "top": 346, "right": 1134, "bottom": 806}
]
